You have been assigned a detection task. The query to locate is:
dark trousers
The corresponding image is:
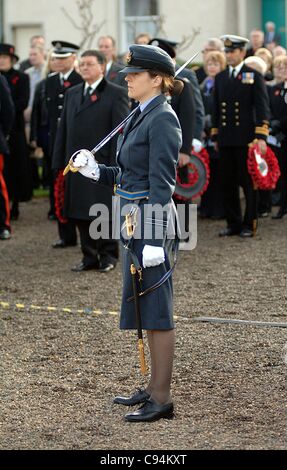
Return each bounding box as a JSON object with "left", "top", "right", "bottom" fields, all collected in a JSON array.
[
  {"left": 74, "top": 219, "right": 118, "bottom": 267},
  {"left": 219, "top": 146, "right": 257, "bottom": 232},
  {"left": 57, "top": 219, "right": 77, "bottom": 245},
  {"left": 200, "top": 148, "right": 225, "bottom": 218},
  {"left": 0, "top": 154, "right": 10, "bottom": 231}
]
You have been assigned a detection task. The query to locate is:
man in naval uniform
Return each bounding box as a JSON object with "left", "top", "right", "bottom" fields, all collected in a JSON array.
[
  {"left": 46, "top": 40, "right": 83, "bottom": 248},
  {"left": 211, "top": 35, "right": 270, "bottom": 237}
]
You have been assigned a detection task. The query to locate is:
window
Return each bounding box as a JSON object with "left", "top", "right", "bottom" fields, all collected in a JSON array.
[{"left": 120, "top": 0, "right": 160, "bottom": 52}]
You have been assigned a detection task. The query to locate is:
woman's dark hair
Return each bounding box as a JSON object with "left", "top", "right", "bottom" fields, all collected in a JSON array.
[{"left": 148, "top": 70, "right": 184, "bottom": 95}]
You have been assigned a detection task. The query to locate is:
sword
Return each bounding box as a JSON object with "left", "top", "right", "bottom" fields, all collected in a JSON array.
[{"left": 63, "top": 51, "right": 200, "bottom": 176}]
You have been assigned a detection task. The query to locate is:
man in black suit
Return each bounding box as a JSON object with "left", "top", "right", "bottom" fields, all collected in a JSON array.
[
  {"left": 245, "top": 30, "right": 265, "bottom": 58},
  {"left": 265, "top": 22, "right": 281, "bottom": 50},
  {"left": 0, "top": 75, "right": 15, "bottom": 239},
  {"left": 45, "top": 40, "right": 83, "bottom": 248},
  {"left": 148, "top": 38, "right": 204, "bottom": 147},
  {"left": 97, "top": 36, "right": 127, "bottom": 88},
  {"left": 268, "top": 71, "right": 287, "bottom": 219},
  {"left": 211, "top": 35, "right": 270, "bottom": 238},
  {"left": 53, "top": 50, "right": 129, "bottom": 272}
]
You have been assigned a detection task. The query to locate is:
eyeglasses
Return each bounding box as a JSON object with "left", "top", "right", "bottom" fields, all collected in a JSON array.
[{"left": 79, "top": 62, "right": 100, "bottom": 68}]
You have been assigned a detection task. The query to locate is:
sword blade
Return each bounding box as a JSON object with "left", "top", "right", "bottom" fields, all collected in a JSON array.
[{"left": 64, "top": 50, "right": 200, "bottom": 175}]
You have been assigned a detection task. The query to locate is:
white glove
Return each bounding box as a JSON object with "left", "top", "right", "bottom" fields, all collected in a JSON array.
[
  {"left": 142, "top": 245, "right": 165, "bottom": 268},
  {"left": 71, "top": 149, "right": 100, "bottom": 180},
  {"left": 192, "top": 138, "right": 203, "bottom": 153}
]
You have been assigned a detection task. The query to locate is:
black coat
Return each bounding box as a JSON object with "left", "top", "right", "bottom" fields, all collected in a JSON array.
[
  {"left": 212, "top": 65, "right": 270, "bottom": 147},
  {"left": 106, "top": 61, "right": 127, "bottom": 88},
  {"left": 30, "top": 78, "right": 49, "bottom": 146},
  {"left": 52, "top": 78, "right": 129, "bottom": 219},
  {"left": 45, "top": 70, "right": 83, "bottom": 155},
  {"left": 268, "top": 82, "right": 287, "bottom": 141},
  {"left": 170, "top": 78, "right": 196, "bottom": 155},
  {"left": 2, "top": 68, "right": 32, "bottom": 201},
  {"left": 176, "top": 65, "right": 205, "bottom": 140},
  {"left": 0, "top": 75, "right": 15, "bottom": 154}
]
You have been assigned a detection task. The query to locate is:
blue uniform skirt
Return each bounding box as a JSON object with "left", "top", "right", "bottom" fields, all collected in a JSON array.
[{"left": 120, "top": 237, "right": 176, "bottom": 331}]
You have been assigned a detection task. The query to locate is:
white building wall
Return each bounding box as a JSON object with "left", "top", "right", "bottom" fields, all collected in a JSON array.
[{"left": 3, "top": 0, "right": 258, "bottom": 61}]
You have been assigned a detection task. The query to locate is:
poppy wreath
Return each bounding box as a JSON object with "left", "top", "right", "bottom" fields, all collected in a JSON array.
[
  {"left": 175, "top": 147, "right": 210, "bottom": 201},
  {"left": 54, "top": 171, "right": 68, "bottom": 224},
  {"left": 247, "top": 143, "right": 281, "bottom": 190}
]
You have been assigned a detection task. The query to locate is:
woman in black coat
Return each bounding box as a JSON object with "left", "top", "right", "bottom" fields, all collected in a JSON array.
[
  {"left": 0, "top": 44, "right": 31, "bottom": 219},
  {"left": 69, "top": 45, "right": 182, "bottom": 422}
]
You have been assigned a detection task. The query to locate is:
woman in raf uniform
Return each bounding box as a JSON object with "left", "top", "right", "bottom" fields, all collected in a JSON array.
[{"left": 70, "top": 44, "right": 182, "bottom": 422}]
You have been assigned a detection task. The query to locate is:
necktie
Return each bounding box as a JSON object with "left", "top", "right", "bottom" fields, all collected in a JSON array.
[
  {"left": 83, "top": 86, "right": 92, "bottom": 103},
  {"left": 129, "top": 107, "right": 141, "bottom": 129},
  {"left": 230, "top": 68, "right": 236, "bottom": 80}
]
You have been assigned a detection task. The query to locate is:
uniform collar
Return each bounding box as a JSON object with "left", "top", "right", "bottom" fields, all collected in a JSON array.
[
  {"left": 60, "top": 69, "right": 74, "bottom": 81},
  {"left": 229, "top": 61, "right": 244, "bottom": 77},
  {"left": 139, "top": 94, "right": 161, "bottom": 112}
]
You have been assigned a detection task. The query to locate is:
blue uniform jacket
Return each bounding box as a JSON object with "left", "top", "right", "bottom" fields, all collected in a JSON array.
[{"left": 98, "top": 94, "right": 182, "bottom": 247}]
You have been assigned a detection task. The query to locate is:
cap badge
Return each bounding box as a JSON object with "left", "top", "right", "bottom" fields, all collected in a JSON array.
[
  {"left": 224, "top": 39, "right": 233, "bottom": 47},
  {"left": 126, "top": 52, "right": 133, "bottom": 64}
]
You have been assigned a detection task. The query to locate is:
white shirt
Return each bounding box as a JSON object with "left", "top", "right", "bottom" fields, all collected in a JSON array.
[
  {"left": 105, "top": 60, "right": 113, "bottom": 76},
  {"left": 84, "top": 76, "right": 104, "bottom": 94},
  {"left": 229, "top": 61, "right": 244, "bottom": 78},
  {"left": 59, "top": 69, "right": 74, "bottom": 82}
]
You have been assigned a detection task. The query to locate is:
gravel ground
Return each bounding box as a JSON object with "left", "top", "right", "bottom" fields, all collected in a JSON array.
[{"left": 0, "top": 197, "right": 286, "bottom": 450}]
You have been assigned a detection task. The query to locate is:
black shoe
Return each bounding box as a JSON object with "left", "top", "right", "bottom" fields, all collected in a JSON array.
[
  {"left": 272, "top": 210, "right": 287, "bottom": 220},
  {"left": 0, "top": 229, "right": 11, "bottom": 240},
  {"left": 239, "top": 228, "right": 253, "bottom": 238},
  {"left": 124, "top": 398, "right": 174, "bottom": 423},
  {"left": 114, "top": 388, "right": 150, "bottom": 406},
  {"left": 52, "top": 239, "right": 77, "bottom": 248},
  {"left": 98, "top": 262, "right": 115, "bottom": 273},
  {"left": 71, "top": 261, "right": 98, "bottom": 272},
  {"left": 219, "top": 228, "right": 240, "bottom": 237}
]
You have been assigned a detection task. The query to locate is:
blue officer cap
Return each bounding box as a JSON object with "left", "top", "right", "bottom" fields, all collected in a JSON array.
[{"left": 120, "top": 44, "right": 175, "bottom": 76}]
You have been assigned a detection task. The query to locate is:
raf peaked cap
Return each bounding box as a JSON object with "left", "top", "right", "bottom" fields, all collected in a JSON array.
[
  {"left": 51, "top": 40, "right": 80, "bottom": 58},
  {"left": 148, "top": 38, "right": 178, "bottom": 59},
  {"left": 120, "top": 44, "right": 175, "bottom": 76},
  {"left": 220, "top": 35, "right": 249, "bottom": 51},
  {"left": 0, "top": 43, "right": 19, "bottom": 61}
]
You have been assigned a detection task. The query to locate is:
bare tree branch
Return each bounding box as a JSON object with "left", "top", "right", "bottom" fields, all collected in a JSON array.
[{"left": 61, "top": 0, "right": 106, "bottom": 50}]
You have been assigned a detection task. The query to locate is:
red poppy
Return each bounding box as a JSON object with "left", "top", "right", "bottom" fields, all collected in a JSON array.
[
  {"left": 91, "top": 94, "right": 98, "bottom": 102},
  {"left": 11, "top": 76, "right": 19, "bottom": 85},
  {"left": 63, "top": 81, "right": 71, "bottom": 88},
  {"left": 237, "top": 74, "right": 242, "bottom": 80},
  {"left": 275, "top": 89, "right": 280, "bottom": 96}
]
